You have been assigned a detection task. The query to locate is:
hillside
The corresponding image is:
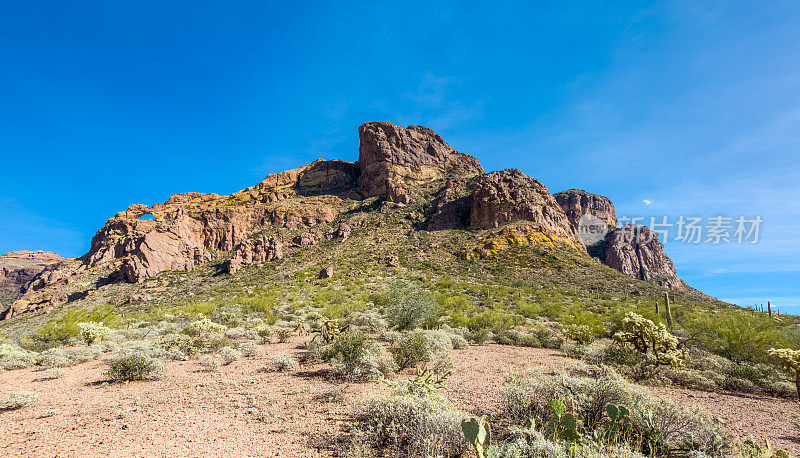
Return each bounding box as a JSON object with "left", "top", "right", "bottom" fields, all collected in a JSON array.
[{"left": 1, "top": 122, "right": 798, "bottom": 457}]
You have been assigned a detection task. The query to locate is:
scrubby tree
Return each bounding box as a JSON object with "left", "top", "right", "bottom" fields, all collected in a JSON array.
[{"left": 614, "top": 312, "right": 682, "bottom": 366}]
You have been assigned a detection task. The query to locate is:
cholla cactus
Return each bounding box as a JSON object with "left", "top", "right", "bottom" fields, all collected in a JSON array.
[
  {"left": 768, "top": 348, "right": 800, "bottom": 400},
  {"left": 77, "top": 322, "right": 113, "bottom": 345},
  {"left": 613, "top": 313, "right": 682, "bottom": 366}
]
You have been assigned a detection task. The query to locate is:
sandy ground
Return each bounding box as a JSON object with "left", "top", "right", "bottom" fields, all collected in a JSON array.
[{"left": 1, "top": 340, "right": 798, "bottom": 457}]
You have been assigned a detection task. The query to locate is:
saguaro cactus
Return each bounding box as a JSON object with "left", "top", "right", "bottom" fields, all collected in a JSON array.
[
  {"left": 767, "top": 301, "right": 772, "bottom": 317},
  {"left": 663, "top": 292, "right": 673, "bottom": 329}
]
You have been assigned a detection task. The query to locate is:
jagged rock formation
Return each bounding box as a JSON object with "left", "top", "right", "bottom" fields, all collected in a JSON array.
[
  {"left": 358, "top": 121, "right": 484, "bottom": 200},
  {"left": 228, "top": 235, "right": 284, "bottom": 274},
  {"left": 427, "top": 169, "right": 583, "bottom": 252},
  {"left": 603, "top": 225, "right": 684, "bottom": 289},
  {"left": 469, "top": 170, "right": 581, "bottom": 244},
  {"left": 553, "top": 189, "right": 618, "bottom": 231}
]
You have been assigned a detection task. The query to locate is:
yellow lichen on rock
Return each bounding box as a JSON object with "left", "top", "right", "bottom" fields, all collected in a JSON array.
[{"left": 465, "top": 223, "right": 584, "bottom": 260}]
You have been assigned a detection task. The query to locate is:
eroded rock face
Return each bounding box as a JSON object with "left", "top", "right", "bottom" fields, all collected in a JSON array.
[
  {"left": 0, "top": 251, "right": 65, "bottom": 303},
  {"left": 469, "top": 169, "right": 583, "bottom": 247},
  {"left": 23, "top": 159, "right": 349, "bottom": 291},
  {"left": 553, "top": 189, "right": 618, "bottom": 231},
  {"left": 227, "top": 235, "right": 284, "bottom": 274},
  {"left": 358, "top": 121, "right": 484, "bottom": 198},
  {"left": 603, "top": 225, "right": 684, "bottom": 289}
]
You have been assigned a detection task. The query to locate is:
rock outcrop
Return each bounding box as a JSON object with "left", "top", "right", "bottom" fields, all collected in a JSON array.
[
  {"left": 469, "top": 170, "right": 583, "bottom": 246},
  {"left": 358, "top": 121, "right": 484, "bottom": 199},
  {"left": 553, "top": 189, "right": 618, "bottom": 231},
  {"left": 0, "top": 251, "right": 64, "bottom": 303},
  {"left": 603, "top": 225, "right": 684, "bottom": 289},
  {"left": 227, "top": 235, "right": 284, "bottom": 274}
]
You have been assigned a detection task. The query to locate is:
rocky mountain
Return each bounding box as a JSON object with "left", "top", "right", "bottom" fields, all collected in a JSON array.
[{"left": 2, "top": 121, "right": 690, "bottom": 320}]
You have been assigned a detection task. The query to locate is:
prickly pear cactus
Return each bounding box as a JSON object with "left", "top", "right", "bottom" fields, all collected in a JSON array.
[{"left": 461, "top": 416, "right": 492, "bottom": 458}]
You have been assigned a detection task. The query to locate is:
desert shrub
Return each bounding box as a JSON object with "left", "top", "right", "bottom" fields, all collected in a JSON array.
[
  {"left": 494, "top": 328, "right": 541, "bottom": 347},
  {"left": 530, "top": 325, "right": 563, "bottom": 349},
  {"left": 391, "top": 329, "right": 451, "bottom": 370},
  {"left": 219, "top": 346, "right": 242, "bottom": 365},
  {"left": 164, "top": 347, "right": 188, "bottom": 361},
  {"left": 689, "top": 311, "right": 788, "bottom": 364},
  {"left": 268, "top": 354, "right": 298, "bottom": 372},
  {"left": 183, "top": 318, "right": 227, "bottom": 336},
  {"left": 20, "top": 305, "right": 121, "bottom": 351},
  {"left": 199, "top": 355, "right": 221, "bottom": 372},
  {"left": 499, "top": 364, "right": 726, "bottom": 455},
  {"left": 0, "top": 391, "right": 38, "bottom": 410},
  {"left": 255, "top": 325, "right": 273, "bottom": 344},
  {"left": 356, "top": 378, "right": 468, "bottom": 456},
  {"left": 39, "top": 367, "right": 65, "bottom": 380},
  {"left": 349, "top": 309, "right": 388, "bottom": 333},
  {"left": 562, "top": 311, "right": 605, "bottom": 345},
  {"left": 0, "top": 343, "right": 39, "bottom": 370},
  {"left": 275, "top": 328, "right": 292, "bottom": 343},
  {"left": 224, "top": 327, "right": 246, "bottom": 340},
  {"left": 40, "top": 345, "right": 103, "bottom": 368},
  {"left": 39, "top": 349, "right": 71, "bottom": 368},
  {"left": 159, "top": 333, "right": 203, "bottom": 355},
  {"left": 77, "top": 322, "right": 113, "bottom": 345},
  {"left": 491, "top": 428, "right": 645, "bottom": 458},
  {"left": 466, "top": 327, "right": 490, "bottom": 344},
  {"left": 322, "top": 331, "right": 395, "bottom": 380},
  {"left": 107, "top": 354, "right": 166, "bottom": 382},
  {"left": 239, "top": 341, "right": 258, "bottom": 357},
  {"left": 386, "top": 283, "right": 439, "bottom": 330},
  {"left": 614, "top": 313, "right": 682, "bottom": 366},
  {"left": 449, "top": 332, "right": 469, "bottom": 350}
]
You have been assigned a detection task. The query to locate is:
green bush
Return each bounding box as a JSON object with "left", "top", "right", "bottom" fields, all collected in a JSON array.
[
  {"left": 386, "top": 283, "right": 439, "bottom": 330},
  {"left": 322, "top": 331, "right": 395, "bottom": 380},
  {"left": 391, "top": 330, "right": 450, "bottom": 370},
  {"left": 21, "top": 305, "right": 121, "bottom": 351},
  {"left": 107, "top": 354, "right": 166, "bottom": 382}
]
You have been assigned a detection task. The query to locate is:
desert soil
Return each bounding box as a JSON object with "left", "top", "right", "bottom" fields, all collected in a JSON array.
[{"left": 1, "top": 339, "right": 798, "bottom": 457}]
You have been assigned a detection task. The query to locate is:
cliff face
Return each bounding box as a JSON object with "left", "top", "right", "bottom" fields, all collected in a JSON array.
[
  {"left": 553, "top": 189, "right": 618, "bottom": 231},
  {"left": 603, "top": 225, "right": 684, "bottom": 290},
  {"left": 357, "top": 121, "right": 484, "bottom": 200},
  {"left": 553, "top": 189, "right": 685, "bottom": 289},
  {"left": 0, "top": 251, "right": 64, "bottom": 300}
]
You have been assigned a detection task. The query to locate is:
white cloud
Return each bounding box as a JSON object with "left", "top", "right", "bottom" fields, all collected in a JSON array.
[{"left": 642, "top": 199, "right": 654, "bottom": 206}]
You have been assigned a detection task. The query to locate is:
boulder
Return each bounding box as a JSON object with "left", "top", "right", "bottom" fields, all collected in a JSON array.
[
  {"left": 127, "top": 293, "right": 153, "bottom": 303},
  {"left": 358, "top": 121, "right": 484, "bottom": 197},
  {"left": 603, "top": 225, "right": 684, "bottom": 289},
  {"left": 319, "top": 265, "right": 334, "bottom": 279}
]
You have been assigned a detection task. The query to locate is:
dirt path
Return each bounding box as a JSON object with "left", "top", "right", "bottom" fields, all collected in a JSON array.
[{"left": 1, "top": 341, "right": 797, "bottom": 456}]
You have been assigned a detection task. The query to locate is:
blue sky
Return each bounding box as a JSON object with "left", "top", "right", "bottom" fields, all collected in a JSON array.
[{"left": 1, "top": 1, "right": 799, "bottom": 309}]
